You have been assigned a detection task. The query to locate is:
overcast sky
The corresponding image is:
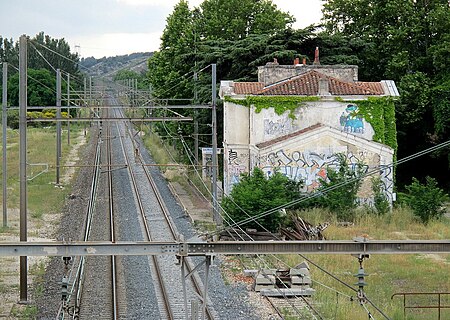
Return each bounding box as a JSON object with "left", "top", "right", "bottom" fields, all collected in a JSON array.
[{"left": 0, "top": 0, "right": 323, "bottom": 58}]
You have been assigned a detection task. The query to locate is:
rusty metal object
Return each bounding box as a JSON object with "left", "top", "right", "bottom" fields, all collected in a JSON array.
[{"left": 391, "top": 292, "right": 450, "bottom": 320}]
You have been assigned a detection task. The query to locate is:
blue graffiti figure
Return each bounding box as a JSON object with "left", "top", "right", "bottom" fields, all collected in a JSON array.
[{"left": 342, "top": 104, "right": 364, "bottom": 134}]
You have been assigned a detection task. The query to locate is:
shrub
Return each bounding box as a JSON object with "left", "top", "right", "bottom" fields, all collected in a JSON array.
[
  {"left": 371, "top": 176, "right": 390, "bottom": 215},
  {"left": 221, "top": 167, "right": 302, "bottom": 232},
  {"left": 317, "top": 153, "right": 365, "bottom": 221},
  {"left": 405, "top": 176, "right": 448, "bottom": 223}
]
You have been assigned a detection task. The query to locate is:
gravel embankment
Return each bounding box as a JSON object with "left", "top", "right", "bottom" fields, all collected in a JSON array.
[{"left": 35, "top": 116, "right": 267, "bottom": 319}]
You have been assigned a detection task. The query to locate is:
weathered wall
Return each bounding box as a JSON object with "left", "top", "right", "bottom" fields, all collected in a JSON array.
[
  {"left": 222, "top": 96, "right": 394, "bottom": 205},
  {"left": 257, "top": 65, "right": 359, "bottom": 86},
  {"left": 250, "top": 101, "right": 375, "bottom": 144},
  {"left": 223, "top": 101, "right": 250, "bottom": 145}
]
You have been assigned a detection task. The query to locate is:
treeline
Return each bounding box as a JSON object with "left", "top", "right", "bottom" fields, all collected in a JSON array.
[
  {"left": 0, "top": 32, "right": 81, "bottom": 108},
  {"left": 147, "top": 0, "right": 450, "bottom": 191},
  {"left": 80, "top": 52, "right": 153, "bottom": 76}
]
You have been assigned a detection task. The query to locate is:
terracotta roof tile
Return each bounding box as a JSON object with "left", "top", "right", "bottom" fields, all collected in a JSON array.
[
  {"left": 355, "top": 82, "right": 385, "bottom": 95},
  {"left": 234, "top": 82, "right": 264, "bottom": 94},
  {"left": 256, "top": 123, "right": 323, "bottom": 148},
  {"left": 256, "top": 70, "right": 384, "bottom": 96}
]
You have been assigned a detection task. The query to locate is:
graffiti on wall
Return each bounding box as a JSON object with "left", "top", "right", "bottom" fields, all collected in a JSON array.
[
  {"left": 264, "top": 118, "right": 293, "bottom": 137},
  {"left": 227, "top": 148, "right": 248, "bottom": 186},
  {"left": 340, "top": 104, "right": 364, "bottom": 134},
  {"left": 257, "top": 149, "right": 344, "bottom": 191}
]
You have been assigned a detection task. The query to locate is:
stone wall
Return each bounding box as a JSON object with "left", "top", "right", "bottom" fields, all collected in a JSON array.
[{"left": 257, "top": 64, "right": 359, "bottom": 86}]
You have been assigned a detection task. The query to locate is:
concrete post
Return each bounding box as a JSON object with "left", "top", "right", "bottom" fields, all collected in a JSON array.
[
  {"left": 67, "top": 73, "right": 70, "bottom": 145},
  {"left": 211, "top": 64, "right": 221, "bottom": 225},
  {"left": 56, "top": 69, "right": 61, "bottom": 185},
  {"left": 19, "top": 34, "right": 28, "bottom": 303},
  {"left": 2, "top": 63, "right": 8, "bottom": 228}
]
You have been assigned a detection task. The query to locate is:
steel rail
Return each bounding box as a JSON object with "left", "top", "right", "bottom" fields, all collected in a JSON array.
[
  {"left": 130, "top": 122, "right": 215, "bottom": 320},
  {"left": 55, "top": 128, "right": 103, "bottom": 320},
  {"left": 105, "top": 107, "right": 119, "bottom": 320},
  {"left": 112, "top": 102, "right": 175, "bottom": 320}
]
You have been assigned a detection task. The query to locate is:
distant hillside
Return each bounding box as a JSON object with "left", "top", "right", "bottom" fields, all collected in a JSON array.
[{"left": 80, "top": 52, "right": 153, "bottom": 77}]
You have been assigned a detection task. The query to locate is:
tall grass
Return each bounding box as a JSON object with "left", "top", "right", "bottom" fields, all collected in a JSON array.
[
  {"left": 0, "top": 125, "right": 84, "bottom": 223},
  {"left": 138, "top": 127, "right": 450, "bottom": 320}
]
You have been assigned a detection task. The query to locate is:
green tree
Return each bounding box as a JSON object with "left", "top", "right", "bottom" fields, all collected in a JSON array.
[
  {"left": 7, "top": 68, "right": 57, "bottom": 107},
  {"left": 198, "top": 0, "right": 294, "bottom": 41},
  {"left": 221, "top": 167, "right": 302, "bottom": 232},
  {"left": 371, "top": 177, "right": 390, "bottom": 215},
  {"left": 322, "top": 0, "right": 450, "bottom": 190},
  {"left": 318, "top": 154, "right": 364, "bottom": 220},
  {"left": 405, "top": 177, "right": 448, "bottom": 224}
]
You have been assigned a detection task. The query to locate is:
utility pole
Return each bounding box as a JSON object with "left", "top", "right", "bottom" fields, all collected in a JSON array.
[
  {"left": 211, "top": 64, "right": 221, "bottom": 225},
  {"left": 2, "top": 62, "right": 7, "bottom": 228},
  {"left": 83, "top": 77, "right": 87, "bottom": 136},
  {"left": 19, "top": 34, "right": 28, "bottom": 303},
  {"left": 56, "top": 70, "right": 62, "bottom": 185},
  {"left": 194, "top": 72, "right": 199, "bottom": 165},
  {"left": 67, "top": 73, "right": 70, "bottom": 145}
]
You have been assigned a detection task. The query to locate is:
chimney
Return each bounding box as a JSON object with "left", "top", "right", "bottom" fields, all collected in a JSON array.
[
  {"left": 302, "top": 58, "right": 306, "bottom": 65},
  {"left": 313, "top": 47, "right": 320, "bottom": 65},
  {"left": 273, "top": 58, "right": 278, "bottom": 64},
  {"left": 318, "top": 78, "right": 330, "bottom": 96},
  {"left": 294, "top": 57, "right": 300, "bottom": 65}
]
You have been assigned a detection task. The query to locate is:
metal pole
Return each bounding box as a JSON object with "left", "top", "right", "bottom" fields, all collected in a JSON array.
[
  {"left": 211, "top": 64, "right": 221, "bottom": 225},
  {"left": 67, "top": 73, "right": 70, "bottom": 145},
  {"left": 89, "top": 76, "right": 92, "bottom": 127},
  {"left": 56, "top": 69, "right": 61, "bottom": 185},
  {"left": 2, "top": 62, "right": 8, "bottom": 228},
  {"left": 83, "top": 77, "right": 87, "bottom": 136},
  {"left": 181, "top": 257, "right": 189, "bottom": 320},
  {"left": 194, "top": 72, "right": 199, "bottom": 165},
  {"left": 202, "top": 256, "right": 211, "bottom": 320},
  {"left": 19, "top": 34, "right": 28, "bottom": 303}
]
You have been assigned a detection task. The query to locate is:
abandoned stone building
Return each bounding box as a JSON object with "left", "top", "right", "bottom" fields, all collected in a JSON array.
[{"left": 219, "top": 53, "right": 399, "bottom": 205}]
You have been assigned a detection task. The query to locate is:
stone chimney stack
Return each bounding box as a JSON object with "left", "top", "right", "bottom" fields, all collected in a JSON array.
[{"left": 313, "top": 47, "right": 320, "bottom": 65}]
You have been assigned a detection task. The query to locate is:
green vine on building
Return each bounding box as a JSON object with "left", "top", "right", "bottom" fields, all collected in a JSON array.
[
  {"left": 224, "top": 95, "right": 397, "bottom": 154},
  {"left": 338, "top": 96, "right": 397, "bottom": 152},
  {"left": 224, "top": 96, "right": 319, "bottom": 119}
]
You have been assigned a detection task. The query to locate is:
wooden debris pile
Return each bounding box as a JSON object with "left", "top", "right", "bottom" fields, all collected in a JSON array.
[
  {"left": 280, "top": 216, "right": 328, "bottom": 240},
  {"left": 219, "top": 216, "right": 328, "bottom": 241}
]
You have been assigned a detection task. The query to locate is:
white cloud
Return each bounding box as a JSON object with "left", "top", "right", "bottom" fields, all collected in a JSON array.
[{"left": 272, "top": 0, "right": 323, "bottom": 28}]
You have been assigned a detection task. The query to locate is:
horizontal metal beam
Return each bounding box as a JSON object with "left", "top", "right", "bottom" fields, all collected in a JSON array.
[
  {"left": 187, "top": 240, "right": 450, "bottom": 255},
  {"left": 27, "top": 117, "right": 193, "bottom": 122},
  {"left": 0, "top": 240, "right": 448, "bottom": 257},
  {"left": 0, "top": 241, "right": 179, "bottom": 256}
]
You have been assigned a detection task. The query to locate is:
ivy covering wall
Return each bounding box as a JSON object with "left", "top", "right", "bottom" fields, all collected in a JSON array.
[
  {"left": 224, "top": 95, "right": 397, "bottom": 154},
  {"left": 224, "top": 96, "right": 319, "bottom": 119},
  {"left": 341, "top": 97, "right": 397, "bottom": 152}
]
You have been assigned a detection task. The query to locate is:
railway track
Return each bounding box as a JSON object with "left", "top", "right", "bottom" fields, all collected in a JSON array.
[
  {"left": 54, "top": 93, "right": 218, "bottom": 319},
  {"left": 112, "top": 100, "right": 217, "bottom": 319},
  {"left": 266, "top": 296, "right": 316, "bottom": 320}
]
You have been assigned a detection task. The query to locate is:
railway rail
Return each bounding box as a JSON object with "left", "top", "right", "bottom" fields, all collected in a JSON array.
[{"left": 112, "top": 98, "right": 216, "bottom": 319}]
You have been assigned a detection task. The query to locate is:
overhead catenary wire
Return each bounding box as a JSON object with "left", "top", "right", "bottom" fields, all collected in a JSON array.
[{"left": 213, "top": 139, "right": 450, "bottom": 236}]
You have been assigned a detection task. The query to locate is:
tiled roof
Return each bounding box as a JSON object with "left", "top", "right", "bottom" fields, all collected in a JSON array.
[
  {"left": 235, "top": 70, "right": 384, "bottom": 96},
  {"left": 234, "top": 82, "right": 264, "bottom": 94},
  {"left": 256, "top": 123, "right": 323, "bottom": 148},
  {"left": 355, "top": 82, "right": 384, "bottom": 95}
]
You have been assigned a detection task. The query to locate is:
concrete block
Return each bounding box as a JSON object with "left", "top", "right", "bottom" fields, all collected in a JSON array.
[
  {"left": 244, "top": 269, "right": 258, "bottom": 277},
  {"left": 290, "top": 268, "right": 310, "bottom": 277},
  {"left": 291, "top": 276, "right": 312, "bottom": 286}
]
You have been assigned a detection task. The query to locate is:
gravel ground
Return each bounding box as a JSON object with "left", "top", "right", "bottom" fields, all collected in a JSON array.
[
  {"left": 34, "top": 114, "right": 273, "bottom": 319},
  {"left": 35, "top": 130, "right": 99, "bottom": 319}
]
